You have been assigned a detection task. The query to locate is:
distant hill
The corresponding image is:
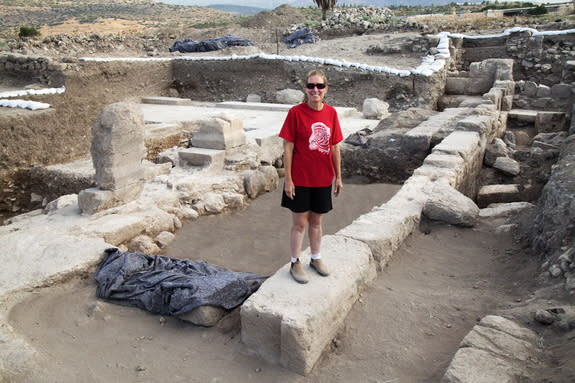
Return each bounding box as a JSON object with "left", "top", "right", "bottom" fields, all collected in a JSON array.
[
  {"left": 207, "top": 4, "right": 267, "bottom": 15},
  {"left": 155, "top": 0, "right": 485, "bottom": 9}
]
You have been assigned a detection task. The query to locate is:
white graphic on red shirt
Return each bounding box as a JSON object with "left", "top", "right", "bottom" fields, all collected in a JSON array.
[{"left": 309, "top": 122, "right": 331, "bottom": 155}]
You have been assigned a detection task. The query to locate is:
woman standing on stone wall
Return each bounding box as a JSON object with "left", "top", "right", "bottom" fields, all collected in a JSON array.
[{"left": 279, "top": 69, "right": 343, "bottom": 284}]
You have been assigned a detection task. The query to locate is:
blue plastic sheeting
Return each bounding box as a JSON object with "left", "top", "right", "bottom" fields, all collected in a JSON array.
[
  {"left": 95, "top": 248, "right": 266, "bottom": 316},
  {"left": 283, "top": 28, "right": 320, "bottom": 48},
  {"left": 169, "top": 34, "right": 255, "bottom": 53}
]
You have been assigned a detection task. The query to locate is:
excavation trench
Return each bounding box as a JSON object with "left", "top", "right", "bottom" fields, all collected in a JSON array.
[{"left": 6, "top": 179, "right": 542, "bottom": 383}]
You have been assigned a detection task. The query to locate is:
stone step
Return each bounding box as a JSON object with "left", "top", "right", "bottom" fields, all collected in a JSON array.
[
  {"left": 477, "top": 184, "right": 521, "bottom": 208},
  {"left": 178, "top": 147, "right": 225, "bottom": 170},
  {"left": 241, "top": 235, "right": 376, "bottom": 376},
  {"left": 141, "top": 96, "right": 193, "bottom": 106},
  {"left": 508, "top": 109, "right": 538, "bottom": 122}
]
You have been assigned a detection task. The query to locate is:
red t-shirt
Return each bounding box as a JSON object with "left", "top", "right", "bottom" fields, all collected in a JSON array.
[{"left": 279, "top": 102, "right": 343, "bottom": 187}]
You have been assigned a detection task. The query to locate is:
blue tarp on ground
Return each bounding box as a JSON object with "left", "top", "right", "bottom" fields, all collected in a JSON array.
[
  {"left": 283, "top": 28, "right": 320, "bottom": 48},
  {"left": 169, "top": 34, "right": 255, "bottom": 53},
  {"left": 95, "top": 248, "right": 266, "bottom": 316}
]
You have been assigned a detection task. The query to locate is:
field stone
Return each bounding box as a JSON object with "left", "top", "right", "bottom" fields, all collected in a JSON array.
[
  {"left": 276, "top": 89, "right": 304, "bottom": 104},
  {"left": 423, "top": 183, "right": 479, "bottom": 227},
  {"left": 127, "top": 234, "right": 161, "bottom": 254},
  {"left": 493, "top": 156, "right": 520, "bottom": 176},
  {"left": 362, "top": 97, "right": 389, "bottom": 119},
  {"left": 178, "top": 305, "right": 227, "bottom": 327},
  {"left": 155, "top": 231, "right": 175, "bottom": 248},
  {"left": 484, "top": 138, "right": 509, "bottom": 166},
  {"left": 203, "top": 192, "right": 226, "bottom": 214}
]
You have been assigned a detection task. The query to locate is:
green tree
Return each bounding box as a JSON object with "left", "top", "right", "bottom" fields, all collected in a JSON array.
[
  {"left": 18, "top": 26, "right": 40, "bottom": 38},
  {"left": 313, "top": 0, "right": 337, "bottom": 21}
]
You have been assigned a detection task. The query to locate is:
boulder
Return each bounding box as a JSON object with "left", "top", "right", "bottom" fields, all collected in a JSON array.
[
  {"left": 178, "top": 306, "right": 227, "bottom": 327},
  {"left": 362, "top": 98, "right": 389, "bottom": 119},
  {"left": 276, "top": 89, "right": 304, "bottom": 104},
  {"left": 423, "top": 183, "right": 479, "bottom": 227},
  {"left": 493, "top": 156, "right": 520, "bottom": 176}
]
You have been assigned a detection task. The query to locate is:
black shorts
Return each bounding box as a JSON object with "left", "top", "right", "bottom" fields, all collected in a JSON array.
[{"left": 281, "top": 185, "right": 333, "bottom": 214}]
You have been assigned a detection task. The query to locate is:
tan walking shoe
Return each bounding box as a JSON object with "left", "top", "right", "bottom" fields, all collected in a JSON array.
[
  {"left": 290, "top": 260, "right": 309, "bottom": 284},
  {"left": 310, "top": 258, "right": 330, "bottom": 276}
]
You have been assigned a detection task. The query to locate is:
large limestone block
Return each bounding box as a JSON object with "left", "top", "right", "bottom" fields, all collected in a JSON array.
[
  {"left": 192, "top": 116, "right": 246, "bottom": 150},
  {"left": 78, "top": 183, "right": 144, "bottom": 215},
  {"left": 460, "top": 325, "right": 535, "bottom": 362},
  {"left": 362, "top": 98, "right": 389, "bottom": 119},
  {"left": 254, "top": 135, "right": 283, "bottom": 165},
  {"left": 442, "top": 315, "right": 538, "bottom": 383},
  {"left": 441, "top": 348, "right": 522, "bottom": 383},
  {"left": 76, "top": 206, "right": 176, "bottom": 246},
  {"left": 477, "top": 184, "right": 520, "bottom": 208},
  {"left": 445, "top": 77, "right": 470, "bottom": 95},
  {"left": 338, "top": 175, "right": 430, "bottom": 269},
  {"left": 483, "top": 87, "right": 503, "bottom": 110},
  {"left": 484, "top": 138, "right": 509, "bottom": 166},
  {"left": 178, "top": 147, "right": 225, "bottom": 170},
  {"left": 456, "top": 114, "right": 494, "bottom": 135},
  {"left": 91, "top": 102, "right": 146, "bottom": 190},
  {"left": 535, "top": 111, "right": 567, "bottom": 133},
  {"left": 275, "top": 89, "right": 304, "bottom": 104},
  {"left": 467, "top": 59, "right": 514, "bottom": 96},
  {"left": 241, "top": 235, "right": 376, "bottom": 376},
  {"left": 433, "top": 131, "right": 483, "bottom": 160},
  {"left": 243, "top": 166, "right": 279, "bottom": 199},
  {"left": 493, "top": 156, "right": 520, "bottom": 176},
  {"left": 479, "top": 202, "right": 535, "bottom": 227},
  {"left": 423, "top": 183, "right": 479, "bottom": 227},
  {"left": 0, "top": 217, "right": 110, "bottom": 296},
  {"left": 423, "top": 152, "right": 465, "bottom": 170},
  {"left": 479, "top": 315, "right": 538, "bottom": 344}
]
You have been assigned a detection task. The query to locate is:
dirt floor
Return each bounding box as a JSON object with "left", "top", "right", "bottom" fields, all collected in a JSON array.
[{"left": 8, "top": 179, "right": 572, "bottom": 383}]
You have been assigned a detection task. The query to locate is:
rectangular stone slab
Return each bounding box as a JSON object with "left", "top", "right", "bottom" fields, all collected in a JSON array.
[{"left": 240, "top": 235, "right": 376, "bottom": 375}]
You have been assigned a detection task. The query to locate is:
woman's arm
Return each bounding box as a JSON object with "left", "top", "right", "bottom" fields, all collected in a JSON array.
[
  {"left": 332, "top": 143, "right": 342, "bottom": 197},
  {"left": 283, "top": 139, "right": 295, "bottom": 199}
]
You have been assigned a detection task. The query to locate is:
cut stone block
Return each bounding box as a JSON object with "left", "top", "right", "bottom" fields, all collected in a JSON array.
[
  {"left": 477, "top": 184, "right": 521, "bottom": 208},
  {"left": 141, "top": 96, "right": 193, "bottom": 105},
  {"left": 445, "top": 77, "right": 470, "bottom": 95},
  {"left": 493, "top": 156, "right": 520, "bottom": 176},
  {"left": 192, "top": 116, "right": 246, "bottom": 150},
  {"left": 240, "top": 235, "right": 376, "bottom": 376},
  {"left": 178, "top": 147, "right": 225, "bottom": 170},
  {"left": 535, "top": 111, "right": 567, "bottom": 133},
  {"left": 338, "top": 176, "right": 429, "bottom": 269},
  {"left": 90, "top": 102, "right": 146, "bottom": 191},
  {"left": 441, "top": 348, "right": 522, "bottom": 383},
  {"left": 508, "top": 109, "right": 537, "bottom": 122},
  {"left": 78, "top": 184, "right": 144, "bottom": 215}
]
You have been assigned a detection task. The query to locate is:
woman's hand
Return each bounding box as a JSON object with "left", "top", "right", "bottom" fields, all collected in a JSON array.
[
  {"left": 284, "top": 178, "right": 295, "bottom": 199},
  {"left": 334, "top": 177, "right": 343, "bottom": 197}
]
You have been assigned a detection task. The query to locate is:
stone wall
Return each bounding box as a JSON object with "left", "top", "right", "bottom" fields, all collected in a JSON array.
[
  {"left": 0, "top": 53, "right": 66, "bottom": 87},
  {"left": 454, "top": 30, "right": 575, "bottom": 113},
  {"left": 0, "top": 59, "right": 174, "bottom": 219},
  {"left": 170, "top": 58, "right": 441, "bottom": 109}
]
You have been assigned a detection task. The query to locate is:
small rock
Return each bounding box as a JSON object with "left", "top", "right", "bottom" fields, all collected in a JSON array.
[{"left": 534, "top": 309, "right": 558, "bottom": 325}]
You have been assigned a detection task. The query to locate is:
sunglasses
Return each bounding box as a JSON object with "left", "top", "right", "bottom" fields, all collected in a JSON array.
[{"left": 306, "top": 83, "right": 326, "bottom": 90}]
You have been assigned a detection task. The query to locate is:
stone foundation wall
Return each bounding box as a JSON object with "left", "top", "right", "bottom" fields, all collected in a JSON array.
[
  {"left": 0, "top": 59, "right": 174, "bottom": 220},
  {"left": 454, "top": 30, "right": 575, "bottom": 113},
  {"left": 171, "top": 58, "right": 443, "bottom": 109},
  {"left": 0, "top": 53, "right": 67, "bottom": 87}
]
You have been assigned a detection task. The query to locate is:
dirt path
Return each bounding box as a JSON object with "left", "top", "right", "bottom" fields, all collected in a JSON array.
[{"left": 6, "top": 180, "right": 544, "bottom": 383}]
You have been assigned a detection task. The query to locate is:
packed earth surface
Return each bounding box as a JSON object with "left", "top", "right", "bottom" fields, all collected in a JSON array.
[{"left": 2, "top": 4, "right": 575, "bottom": 383}]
